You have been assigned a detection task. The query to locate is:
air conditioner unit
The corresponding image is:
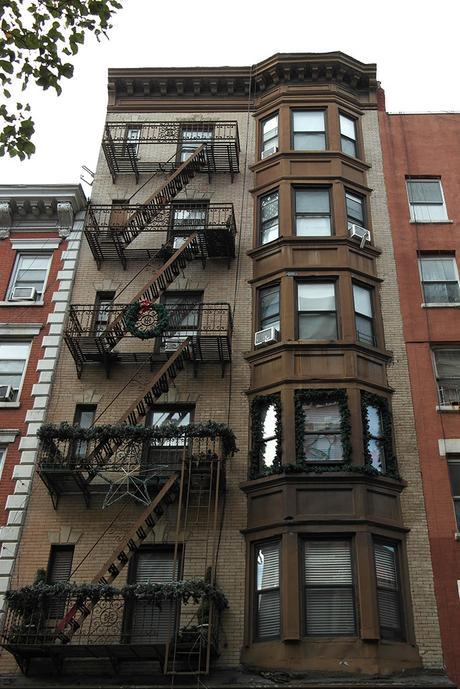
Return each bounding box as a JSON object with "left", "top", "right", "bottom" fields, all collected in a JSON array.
[
  {"left": 164, "top": 337, "right": 186, "bottom": 352},
  {"left": 348, "top": 223, "right": 371, "bottom": 248},
  {"left": 261, "top": 146, "right": 278, "bottom": 160},
  {"left": 254, "top": 326, "right": 280, "bottom": 347},
  {"left": 0, "top": 385, "right": 14, "bottom": 402},
  {"left": 10, "top": 286, "right": 37, "bottom": 301}
]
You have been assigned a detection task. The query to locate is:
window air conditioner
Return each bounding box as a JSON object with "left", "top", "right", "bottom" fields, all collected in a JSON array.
[
  {"left": 0, "top": 385, "right": 14, "bottom": 402},
  {"left": 10, "top": 286, "right": 37, "bottom": 301},
  {"left": 164, "top": 337, "right": 185, "bottom": 352},
  {"left": 348, "top": 223, "right": 371, "bottom": 248},
  {"left": 254, "top": 326, "right": 280, "bottom": 347},
  {"left": 261, "top": 146, "right": 278, "bottom": 160}
]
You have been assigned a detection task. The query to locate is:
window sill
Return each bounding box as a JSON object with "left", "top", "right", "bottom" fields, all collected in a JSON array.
[
  {"left": 409, "top": 220, "right": 453, "bottom": 225},
  {"left": 0, "top": 402, "right": 21, "bottom": 409},
  {"left": 422, "top": 303, "right": 460, "bottom": 308},
  {"left": 436, "top": 404, "right": 460, "bottom": 412},
  {"left": 0, "top": 301, "right": 44, "bottom": 307}
]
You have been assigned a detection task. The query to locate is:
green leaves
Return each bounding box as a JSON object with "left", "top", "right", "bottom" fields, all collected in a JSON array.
[{"left": 0, "top": 0, "right": 122, "bottom": 160}]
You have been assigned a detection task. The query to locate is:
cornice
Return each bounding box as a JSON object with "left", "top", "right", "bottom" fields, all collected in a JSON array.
[
  {"left": 107, "top": 52, "right": 377, "bottom": 111},
  {"left": 0, "top": 185, "right": 86, "bottom": 234}
]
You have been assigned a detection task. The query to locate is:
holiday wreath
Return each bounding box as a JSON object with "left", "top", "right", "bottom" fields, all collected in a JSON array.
[{"left": 124, "top": 299, "right": 170, "bottom": 340}]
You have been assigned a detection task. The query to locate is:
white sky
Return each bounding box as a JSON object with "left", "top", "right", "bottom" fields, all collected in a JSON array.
[{"left": 1, "top": 0, "right": 459, "bottom": 190}]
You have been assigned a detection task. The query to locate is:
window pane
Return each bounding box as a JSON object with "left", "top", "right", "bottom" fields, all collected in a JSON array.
[
  {"left": 374, "top": 543, "right": 398, "bottom": 589},
  {"left": 340, "top": 114, "right": 356, "bottom": 140},
  {"left": 377, "top": 589, "right": 401, "bottom": 636},
  {"left": 423, "top": 283, "right": 460, "bottom": 304},
  {"left": 17, "top": 256, "right": 51, "bottom": 270},
  {"left": 367, "top": 405, "right": 383, "bottom": 437},
  {"left": 341, "top": 137, "right": 357, "bottom": 157},
  {"left": 407, "top": 180, "right": 443, "bottom": 204},
  {"left": 356, "top": 314, "right": 374, "bottom": 344},
  {"left": 294, "top": 111, "right": 325, "bottom": 132},
  {"left": 263, "top": 115, "right": 278, "bottom": 137},
  {"left": 257, "top": 543, "right": 279, "bottom": 589},
  {"left": 296, "top": 216, "right": 331, "bottom": 237},
  {"left": 435, "top": 350, "right": 460, "bottom": 378},
  {"left": 261, "top": 220, "right": 279, "bottom": 244},
  {"left": 296, "top": 189, "right": 330, "bottom": 214},
  {"left": 293, "top": 133, "right": 326, "bottom": 150},
  {"left": 304, "top": 541, "right": 352, "bottom": 585},
  {"left": 412, "top": 204, "right": 447, "bottom": 222},
  {"left": 353, "top": 284, "right": 373, "bottom": 318},
  {"left": 257, "top": 590, "right": 280, "bottom": 638},
  {"left": 262, "top": 405, "right": 276, "bottom": 441},
  {"left": 306, "top": 589, "right": 355, "bottom": 635},
  {"left": 304, "top": 433, "right": 343, "bottom": 461},
  {"left": 261, "top": 193, "right": 278, "bottom": 221},
  {"left": 346, "top": 193, "right": 364, "bottom": 224},
  {"left": 260, "top": 286, "right": 280, "bottom": 329},
  {"left": 299, "top": 313, "right": 337, "bottom": 340},
  {"left": 0, "top": 343, "right": 30, "bottom": 359},
  {"left": 369, "top": 439, "right": 385, "bottom": 472},
  {"left": 298, "top": 283, "right": 335, "bottom": 312},
  {"left": 420, "top": 258, "right": 456, "bottom": 282},
  {"left": 448, "top": 462, "right": 460, "bottom": 496},
  {"left": 303, "top": 403, "right": 341, "bottom": 432}
]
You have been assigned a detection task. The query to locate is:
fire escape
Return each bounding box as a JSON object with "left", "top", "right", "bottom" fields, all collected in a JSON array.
[{"left": 0, "top": 123, "right": 240, "bottom": 677}]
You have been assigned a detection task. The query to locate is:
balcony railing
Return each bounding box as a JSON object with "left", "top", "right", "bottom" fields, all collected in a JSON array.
[
  {"left": 1, "top": 585, "right": 223, "bottom": 675},
  {"left": 438, "top": 382, "right": 460, "bottom": 406},
  {"left": 64, "top": 302, "right": 233, "bottom": 374},
  {"left": 85, "top": 203, "right": 236, "bottom": 265},
  {"left": 102, "top": 121, "right": 240, "bottom": 181}
]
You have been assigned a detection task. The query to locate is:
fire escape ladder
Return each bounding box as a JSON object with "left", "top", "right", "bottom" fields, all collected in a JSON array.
[
  {"left": 55, "top": 473, "right": 180, "bottom": 644},
  {"left": 118, "top": 143, "right": 207, "bottom": 249},
  {"left": 98, "top": 233, "right": 203, "bottom": 352},
  {"left": 83, "top": 339, "right": 191, "bottom": 475}
]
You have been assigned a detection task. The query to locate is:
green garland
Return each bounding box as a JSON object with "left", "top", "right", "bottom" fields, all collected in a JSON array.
[
  {"left": 6, "top": 579, "right": 228, "bottom": 614},
  {"left": 249, "top": 394, "right": 282, "bottom": 479},
  {"left": 124, "top": 300, "right": 169, "bottom": 340},
  {"left": 361, "top": 392, "right": 400, "bottom": 480},
  {"left": 37, "top": 421, "right": 238, "bottom": 457},
  {"left": 294, "top": 389, "right": 352, "bottom": 471}
]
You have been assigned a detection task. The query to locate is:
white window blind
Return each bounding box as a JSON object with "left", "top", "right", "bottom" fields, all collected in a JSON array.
[
  {"left": 374, "top": 542, "right": 403, "bottom": 640},
  {"left": 304, "top": 540, "right": 356, "bottom": 636},
  {"left": 47, "top": 546, "right": 74, "bottom": 618},
  {"left": 407, "top": 179, "right": 448, "bottom": 222},
  {"left": 255, "top": 542, "right": 280, "bottom": 639}
]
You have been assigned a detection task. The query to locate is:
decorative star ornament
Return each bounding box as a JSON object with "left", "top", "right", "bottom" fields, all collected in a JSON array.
[{"left": 100, "top": 462, "right": 173, "bottom": 509}]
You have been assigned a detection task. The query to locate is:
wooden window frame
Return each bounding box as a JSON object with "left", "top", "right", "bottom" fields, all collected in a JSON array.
[
  {"left": 291, "top": 109, "right": 327, "bottom": 151},
  {"left": 296, "top": 280, "right": 338, "bottom": 341},
  {"left": 293, "top": 186, "right": 333, "bottom": 237},
  {"left": 258, "top": 283, "right": 281, "bottom": 333}
]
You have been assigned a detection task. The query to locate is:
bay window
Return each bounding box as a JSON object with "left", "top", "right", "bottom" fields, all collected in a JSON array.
[
  {"left": 292, "top": 111, "right": 326, "bottom": 150},
  {"left": 297, "top": 282, "right": 337, "bottom": 340}
]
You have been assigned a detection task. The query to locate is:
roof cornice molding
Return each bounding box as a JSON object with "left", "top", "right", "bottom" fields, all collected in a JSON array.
[
  {"left": 0, "top": 185, "right": 86, "bottom": 233},
  {"left": 0, "top": 185, "right": 87, "bottom": 214},
  {"left": 107, "top": 52, "right": 377, "bottom": 110}
]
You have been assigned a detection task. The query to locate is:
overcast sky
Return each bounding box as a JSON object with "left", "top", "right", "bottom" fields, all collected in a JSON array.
[{"left": 1, "top": 0, "right": 459, "bottom": 191}]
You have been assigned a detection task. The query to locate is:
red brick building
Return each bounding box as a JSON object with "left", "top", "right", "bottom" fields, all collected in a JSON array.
[
  {"left": 0, "top": 185, "right": 86, "bottom": 601},
  {"left": 379, "top": 102, "right": 460, "bottom": 685}
]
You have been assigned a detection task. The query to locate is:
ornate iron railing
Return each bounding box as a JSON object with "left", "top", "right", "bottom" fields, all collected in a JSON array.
[
  {"left": 438, "top": 383, "right": 460, "bottom": 406},
  {"left": 65, "top": 302, "right": 233, "bottom": 341},
  {"left": 103, "top": 121, "right": 239, "bottom": 148}
]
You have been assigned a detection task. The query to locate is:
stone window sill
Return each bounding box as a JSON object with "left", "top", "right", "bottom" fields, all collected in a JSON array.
[
  {"left": 436, "top": 405, "right": 460, "bottom": 412},
  {"left": 410, "top": 220, "right": 453, "bottom": 225},
  {"left": 422, "top": 303, "right": 460, "bottom": 308},
  {"left": 0, "top": 301, "right": 44, "bottom": 307},
  {"left": 0, "top": 402, "right": 21, "bottom": 409}
]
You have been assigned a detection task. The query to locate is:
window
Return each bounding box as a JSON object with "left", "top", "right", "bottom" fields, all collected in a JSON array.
[
  {"left": 259, "top": 191, "right": 279, "bottom": 245},
  {"left": 179, "top": 125, "right": 213, "bottom": 162},
  {"left": 94, "top": 292, "right": 115, "bottom": 335},
  {"left": 346, "top": 191, "right": 365, "bottom": 230},
  {"left": 295, "top": 188, "right": 331, "bottom": 237},
  {"left": 147, "top": 407, "right": 192, "bottom": 445},
  {"left": 8, "top": 254, "right": 52, "bottom": 301},
  {"left": 292, "top": 111, "right": 326, "bottom": 150},
  {"left": 0, "top": 342, "right": 30, "bottom": 401},
  {"left": 302, "top": 400, "right": 343, "bottom": 461},
  {"left": 365, "top": 404, "right": 385, "bottom": 472},
  {"left": 259, "top": 284, "right": 280, "bottom": 332},
  {"left": 303, "top": 540, "right": 356, "bottom": 636},
  {"left": 255, "top": 541, "right": 280, "bottom": 639},
  {"left": 73, "top": 405, "right": 96, "bottom": 460},
  {"left": 145, "top": 407, "right": 193, "bottom": 471},
  {"left": 128, "top": 548, "right": 177, "bottom": 643},
  {"left": 109, "top": 200, "right": 129, "bottom": 229},
  {"left": 447, "top": 457, "right": 460, "bottom": 530},
  {"left": 0, "top": 447, "right": 6, "bottom": 480},
  {"left": 124, "top": 126, "right": 141, "bottom": 156},
  {"left": 433, "top": 349, "right": 460, "bottom": 405},
  {"left": 260, "top": 114, "right": 278, "bottom": 157},
  {"left": 340, "top": 114, "right": 358, "bottom": 157},
  {"left": 47, "top": 545, "right": 74, "bottom": 618},
  {"left": 261, "top": 404, "right": 278, "bottom": 469},
  {"left": 160, "top": 292, "right": 202, "bottom": 349},
  {"left": 298, "top": 283, "right": 337, "bottom": 340},
  {"left": 353, "top": 283, "right": 375, "bottom": 345},
  {"left": 170, "top": 202, "right": 208, "bottom": 249},
  {"left": 373, "top": 541, "right": 403, "bottom": 640},
  {"left": 407, "top": 179, "right": 448, "bottom": 222},
  {"left": 419, "top": 256, "right": 460, "bottom": 304}
]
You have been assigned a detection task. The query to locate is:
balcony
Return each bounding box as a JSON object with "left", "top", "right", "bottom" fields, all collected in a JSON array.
[
  {"left": 64, "top": 302, "right": 232, "bottom": 376},
  {"left": 102, "top": 121, "right": 240, "bottom": 182},
  {"left": 85, "top": 202, "right": 236, "bottom": 267},
  {"left": 37, "top": 423, "right": 234, "bottom": 507},
  {"left": 1, "top": 583, "right": 224, "bottom": 676}
]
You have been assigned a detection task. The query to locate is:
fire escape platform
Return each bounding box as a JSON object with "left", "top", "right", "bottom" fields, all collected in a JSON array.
[
  {"left": 102, "top": 121, "right": 240, "bottom": 182},
  {"left": 85, "top": 203, "right": 236, "bottom": 267}
]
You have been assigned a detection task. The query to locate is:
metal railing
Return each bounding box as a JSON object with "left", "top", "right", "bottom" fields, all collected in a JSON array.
[
  {"left": 65, "top": 302, "right": 233, "bottom": 340},
  {"left": 103, "top": 121, "right": 239, "bottom": 148},
  {"left": 438, "top": 383, "right": 460, "bottom": 406}
]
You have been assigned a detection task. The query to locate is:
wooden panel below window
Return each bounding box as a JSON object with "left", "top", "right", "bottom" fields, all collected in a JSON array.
[{"left": 296, "top": 489, "right": 353, "bottom": 515}]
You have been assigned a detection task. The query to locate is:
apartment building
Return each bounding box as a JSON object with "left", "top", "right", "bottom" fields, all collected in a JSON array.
[
  {"left": 0, "top": 185, "right": 85, "bottom": 595},
  {"left": 0, "top": 54, "right": 449, "bottom": 687},
  {"left": 379, "top": 105, "right": 460, "bottom": 686}
]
